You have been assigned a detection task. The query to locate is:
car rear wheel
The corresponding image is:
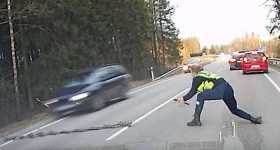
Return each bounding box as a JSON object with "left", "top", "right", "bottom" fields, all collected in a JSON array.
[{"left": 90, "top": 94, "right": 106, "bottom": 111}]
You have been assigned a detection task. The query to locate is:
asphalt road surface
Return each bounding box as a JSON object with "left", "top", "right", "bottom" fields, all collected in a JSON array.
[{"left": 1, "top": 56, "right": 280, "bottom": 150}]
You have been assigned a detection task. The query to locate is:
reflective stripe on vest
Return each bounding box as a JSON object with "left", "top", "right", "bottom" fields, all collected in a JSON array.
[
  {"left": 196, "top": 71, "right": 221, "bottom": 80},
  {"left": 196, "top": 71, "right": 221, "bottom": 92}
]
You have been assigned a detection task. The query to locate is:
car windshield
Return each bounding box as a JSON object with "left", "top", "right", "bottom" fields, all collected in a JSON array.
[
  {"left": 233, "top": 54, "right": 243, "bottom": 60},
  {"left": 246, "top": 53, "right": 264, "bottom": 60},
  {"left": 64, "top": 72, "right": 98, "bottom": 87}
]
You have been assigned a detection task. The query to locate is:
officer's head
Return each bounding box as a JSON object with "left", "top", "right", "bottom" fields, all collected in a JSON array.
[{"left": 189, "top": 65, "right": 203, "bottom": 77}]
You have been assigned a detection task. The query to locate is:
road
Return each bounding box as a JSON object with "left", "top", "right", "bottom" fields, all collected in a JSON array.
[{"left": 1, "top": 56, "right": 280, "bottom": 150}]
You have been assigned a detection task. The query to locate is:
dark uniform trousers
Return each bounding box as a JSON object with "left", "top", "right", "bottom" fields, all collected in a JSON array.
[{"left": 195, "top": 82, "right": 252, "bottom": 121}]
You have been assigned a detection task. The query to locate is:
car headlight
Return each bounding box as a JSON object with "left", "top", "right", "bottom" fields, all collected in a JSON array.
[{"left": 69, "top": 92, "right": 90, "bottom": 101}]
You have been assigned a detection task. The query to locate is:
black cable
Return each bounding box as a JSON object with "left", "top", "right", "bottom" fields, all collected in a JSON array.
[{"left": 4, "top": 121, "right": 132, "bottom": 142}]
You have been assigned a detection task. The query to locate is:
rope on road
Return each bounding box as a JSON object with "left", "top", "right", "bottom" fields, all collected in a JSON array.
[{"left": 4, "top": 121, "right": 132, "bottom": 142}]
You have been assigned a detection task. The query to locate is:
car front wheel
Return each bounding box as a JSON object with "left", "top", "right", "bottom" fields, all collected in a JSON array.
[
  {"left": 90, "top": 94, "right": 106, "bottom": 111},
  {"left": 120, "top": 84, "right": 129, "bottom": 100}
]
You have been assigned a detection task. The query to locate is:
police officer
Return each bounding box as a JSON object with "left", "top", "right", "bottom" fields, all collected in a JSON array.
[{"left": 175, "top": 65, "right": 262, "bottom": 126}]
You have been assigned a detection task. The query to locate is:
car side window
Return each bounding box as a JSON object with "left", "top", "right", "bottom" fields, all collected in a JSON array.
[
  {"left": 83, "top": 72, "right": 97, "bottom": 84},
  {"left": 93, "top": 66, "right": 126, "bottom": 82},
  {"left": 97, "top": 67, "right": 116, "bottom": 81}
]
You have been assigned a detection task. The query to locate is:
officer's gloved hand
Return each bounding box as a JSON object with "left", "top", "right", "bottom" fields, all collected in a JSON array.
[{"left": 174, "top": 97, "right": 189, "bottom": 106}]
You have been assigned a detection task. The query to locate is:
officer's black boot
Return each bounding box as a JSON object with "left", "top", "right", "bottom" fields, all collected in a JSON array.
[
  {"left": 187, "top": 114, "right": 202, "bottom": 126},
  {"left": 187, "top": 106, "right": 202, "bottom": 126},
  {"left": 250, "top": 116, "right": 262, "bottom": 124}
]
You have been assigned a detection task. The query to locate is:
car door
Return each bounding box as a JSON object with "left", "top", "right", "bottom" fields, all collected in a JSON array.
[
  {"left": 97, "top": 67, "right": 120, "bottom": 100},
  {"left": 110, "top": 66, "right": 129, "bottom": 98},
  {"left": 94, "top": 68, "right": 112, "bottom": 100},
  {"left": 105, "top": 66, "right": 126, "bottom": 99}
]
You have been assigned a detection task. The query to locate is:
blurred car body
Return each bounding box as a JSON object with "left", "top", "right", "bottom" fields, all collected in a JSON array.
[
  {"left": 229, "top": 53, "right": 244, "bottom": 70},
  {"left": 190, "top": 51, "right": 204, "bottom": 57},
  {"left": 183, "top": 58, "right": 203, "bottom": 73},
  {"left": 242, "top": 51, "right": 268, "bottom": 74},
  {"left": 238, "top": 50, "right": 250, "bottom": 54},
  {"left": 44, "top": 65, "right": 131, "bottom": 116}
]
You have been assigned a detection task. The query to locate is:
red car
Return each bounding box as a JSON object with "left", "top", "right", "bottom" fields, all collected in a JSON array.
[{"left": 241, "top": 51, "right": 268, "bottom": 74}]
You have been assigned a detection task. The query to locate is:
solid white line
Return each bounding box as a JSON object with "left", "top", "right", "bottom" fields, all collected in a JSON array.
[
  {"left": 219, "top": 131, "right": 222, "bottom": 142},
  {"left": 0, "top": 140, "right": 14, "bottom": 148},
  {"left": 22, "top": 117, "right": 67, "bottom": 136},
  {"left": 23, "top": 129, "right": 39, "bottom": 136},
  {"left": 0, "top": 117, "right": 67, "bottom": 148},
  {"left": 105, "top": 88, "right": 189, "bottom": 141},
  {"left": 105, "top": 127, "right": 129, "bottom": 141},
  {"left": 38, "top": 117, "right": 67, "bottom": 130},
  {"left": 231, "top": 120, "right": 236, "bottom": 137},
  {"left": 264, "top": 74, "right": 280, "bottom": 93}
]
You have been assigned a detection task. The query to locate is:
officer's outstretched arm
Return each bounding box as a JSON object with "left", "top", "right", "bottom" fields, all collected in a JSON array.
[{"left": 183, "top": 77, "right": 201, "bottom": 101}]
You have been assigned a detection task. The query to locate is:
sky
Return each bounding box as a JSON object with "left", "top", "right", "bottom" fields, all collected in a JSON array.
[{"left": 170, "top": 0, "right": 273, "bottom": 47}]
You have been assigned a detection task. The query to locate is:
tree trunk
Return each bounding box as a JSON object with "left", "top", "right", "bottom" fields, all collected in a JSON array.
[
  {"left": 7, "top": 0, "right": 20, "bottom": 114},
  {"left": 112, "top": 25, "right": 122, "bottom": 64},
  {"left": 150, "top": 0, "right": 159, "bottom": 69},
  {"left": 158, "top": 0, "right": 166, "bottom": 67}
]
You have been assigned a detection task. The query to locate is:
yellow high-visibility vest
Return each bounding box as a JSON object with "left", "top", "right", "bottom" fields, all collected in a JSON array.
[{"left": 196, "top": 71, "right": 221, "bottom": 92}]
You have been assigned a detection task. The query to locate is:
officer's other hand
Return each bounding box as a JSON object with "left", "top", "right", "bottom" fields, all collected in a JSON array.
[
  {"left": 176, "top": 97, "right": 184, "bottom": 104},
  {"left": 174, "top": 97, "right": 189, "bottom": 105}
]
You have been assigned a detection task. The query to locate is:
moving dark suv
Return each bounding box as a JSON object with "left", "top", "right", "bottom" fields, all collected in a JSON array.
[{"left": 43, "top": 65, "right": 131, "bottom": 116}]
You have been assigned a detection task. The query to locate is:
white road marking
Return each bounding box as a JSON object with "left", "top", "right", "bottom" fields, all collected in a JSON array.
[
  {"left": 0, "top": 140, "right": 14, "bottom": 148},
  {"left": 105, "top": 88, "right": 190, "bottom": 141},
  {"left": 219, "top": 131, "right": 222, "bottom": 142},
  {"left": 22, "top": 129, "right": 39, "bottom": 136},
  {"left": 231, "top": 120, "right": 236, "bottom": 137},
  {"left": 264, "top": 74, "right": 280, "bottom": 93},
  {"left": 23, "top": 117, "right": 67, "bottom": 136},
  {"left": 0, "top": 117, "right": 67, "bottom": 148},
  {"left": 105, "top": 127, "right": 129, "bottom": 141},
  {"left": 39, "top": 117, "right": 67, "bottom": 130}
]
